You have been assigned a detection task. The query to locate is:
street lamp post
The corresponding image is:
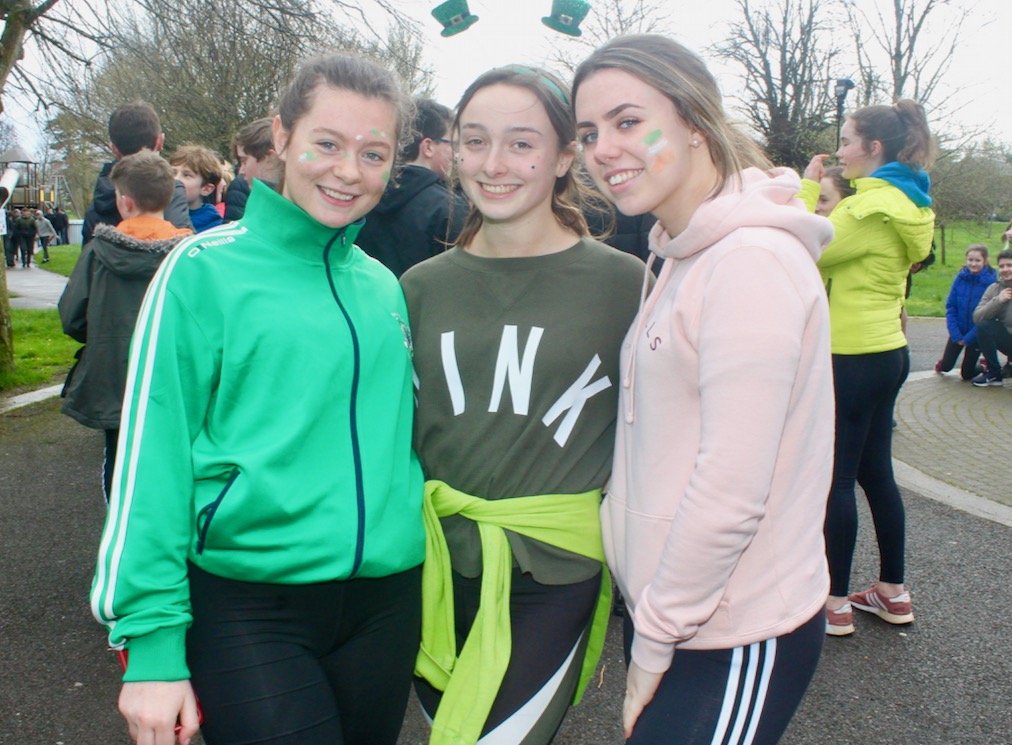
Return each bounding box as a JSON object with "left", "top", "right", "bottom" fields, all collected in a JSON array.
[{"left": 834, "top": 78, "right": 856, "bottom": 149}]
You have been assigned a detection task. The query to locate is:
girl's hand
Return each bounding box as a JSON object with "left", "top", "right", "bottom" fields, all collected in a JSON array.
[
  {"left": 803, "top": 154, "right": 830, "bottom": 182},
  {"left": 119, "top": 681, "right": 200, "bottom": 745},
  {"left": 623, "top": 660, "right": 664, "bottom": 740}
]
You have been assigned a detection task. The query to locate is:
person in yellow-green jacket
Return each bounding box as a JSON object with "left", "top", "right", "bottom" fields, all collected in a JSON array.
[{"left": 801, "top": 99, "right": 935, "bottom": 638}]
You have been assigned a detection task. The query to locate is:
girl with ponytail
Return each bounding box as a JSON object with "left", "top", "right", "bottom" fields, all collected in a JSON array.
[{"left": 802, "top": 99, "right": 936, "bottom": 637}]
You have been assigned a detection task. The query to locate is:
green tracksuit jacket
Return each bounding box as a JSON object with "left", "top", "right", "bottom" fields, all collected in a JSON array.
[{"left": 91, "top": 182, "right": 425, "bottom": 681}]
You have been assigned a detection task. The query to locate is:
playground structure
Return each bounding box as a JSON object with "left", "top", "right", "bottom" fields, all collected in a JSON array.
[{"left": 0, "top": 145, "right": 77, "bottom": 214}]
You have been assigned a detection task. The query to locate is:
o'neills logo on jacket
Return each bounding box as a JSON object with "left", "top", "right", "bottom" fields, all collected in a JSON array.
[
  {"left": 392, "top": 312, "right": 413, "bottom": 355},
  {"left": 430, "top": 324, "right": 611, "bottom": 448}
]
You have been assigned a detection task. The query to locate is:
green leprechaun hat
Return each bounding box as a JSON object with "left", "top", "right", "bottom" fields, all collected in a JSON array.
[
  {"left": 431, "top": 0, "right": 479, "bottom": 37},
  {"left": 542, "top": 0, "right": 591, "bottom": 37}
]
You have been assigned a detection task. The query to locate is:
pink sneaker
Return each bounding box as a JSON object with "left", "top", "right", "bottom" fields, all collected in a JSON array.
[
  {"left": 848, "top": 584, "right": 914, "bottom": 624},
  {"left": 826, "top": 603, "right": 855, "bottom": 636}
]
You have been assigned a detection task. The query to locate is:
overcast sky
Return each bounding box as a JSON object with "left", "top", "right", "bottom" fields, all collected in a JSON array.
[
  {"left": 406, "top": 0, "right": 1011, "bottom": 145},
  {"left": 3, "top": 0, "right": 1010, "bottom": 154}
]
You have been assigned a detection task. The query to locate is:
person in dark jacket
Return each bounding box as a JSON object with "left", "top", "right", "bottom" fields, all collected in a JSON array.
[
  {"left": 60, "top": 151, "right": 192, "bottom": 501},
  {"left": 82, "top": 101, "right": 193, "bottom": 245},
  {"left": 355, "top": 98, "right": 469, "bottom": 276},
  {"left": 13, "top": 208, "right": 37, "bottom": 267},
  {"left": 225, "top": 116, "right": 282, "bottom": 221},
  {"left": 49, "top": 206, "right": 69, "bottom": 245},
  {"left": 4, "top": 209, "right": 15, "bottom": 266}
]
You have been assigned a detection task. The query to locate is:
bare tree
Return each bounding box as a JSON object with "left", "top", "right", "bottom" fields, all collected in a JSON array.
[
  {"left": 715, "top": 0, "right": 840, "bottom": 171},
  {"left": 549, "top": 0, "right": 672, "bottom": 76},
  {"left": 45, "top": 0, "right": 434, "bottom": 158},
  {"left": 0, "top": 0, "right": 113, "bottom": 117},
  {"left": 840, "top": 0, "right": 967, "bottom": 106},
  {"left": 930, "top": 141, "right": 1012, "bottom": 262}
]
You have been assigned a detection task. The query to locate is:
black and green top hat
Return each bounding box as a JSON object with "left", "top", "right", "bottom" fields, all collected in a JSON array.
[
  {"left": 432, "top": 0, "right": 480, "bottom": 37},
  {"left": 542, "top": 0, "right": 591, "bottom": 37}
]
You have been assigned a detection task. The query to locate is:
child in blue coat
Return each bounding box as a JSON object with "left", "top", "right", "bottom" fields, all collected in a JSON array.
[{"left": 935, "top": 244, "right": 996, "bottom": 380}]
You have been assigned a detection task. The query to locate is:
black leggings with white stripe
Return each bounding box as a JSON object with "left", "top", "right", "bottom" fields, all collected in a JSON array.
[
  {"left": 623, "top": 611, "right": 823, "bottom": 745},
  {"left": 415, "top": 568, "right": 601, "bottom": 745}
]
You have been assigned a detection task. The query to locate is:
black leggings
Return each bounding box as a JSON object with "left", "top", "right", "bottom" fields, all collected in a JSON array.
[
  {"left": 622, "top": 611, "right": 823, "bottom": 745},
  {"left": 187, "top": 563, "right": 422, "bottom": 745},
  {"left": 415, "top": 568, "right": 601, "bottom": 745},
  {"left": 937, "top": 338, "right": 981, "bottom": 380},
  {"left": 825, "top": 348, "right": 909, "bottom": 597}
]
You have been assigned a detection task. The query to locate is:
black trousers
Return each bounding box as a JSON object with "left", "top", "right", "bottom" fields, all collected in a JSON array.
[
  {"left": 187, "top": 562, "right": 422, "bottom": 745},
  {"left": 976, "top": 319, "right": 1012, "bottom": 377},
  {"left": 825, "top": 348, "right": 909, "bottom": 596},
  {"left": 622, "top": 611, "right": 823, "bottom": 745},
  {"left": 16, "top": 234, "right": 33, "bottom": 265},
  {"left": 937, "top": 338, "right": 981, "bottom": 380}
]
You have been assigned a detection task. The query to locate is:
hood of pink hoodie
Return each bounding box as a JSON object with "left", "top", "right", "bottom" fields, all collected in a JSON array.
[
  {"left": 648, "top": 167, "right": 832, "bottom": 264},
  {"left": 625, "top": 168, "right": 833, "bottom": 424}
]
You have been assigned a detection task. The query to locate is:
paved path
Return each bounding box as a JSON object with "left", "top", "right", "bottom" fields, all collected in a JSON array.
[
  {"left": 4, "top": 263, "right": 68, "bottom": 309},
  {"left": 895, "top": 318, "right": 1012, "bottom": 512}
]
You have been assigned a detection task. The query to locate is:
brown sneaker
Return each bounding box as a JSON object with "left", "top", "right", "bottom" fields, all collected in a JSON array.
[
  {"left": 826, "top": 603, "right": 855, "bottom": 636},
  {"left": 848, "top": 584, "right": 914, "bottom": 624}
]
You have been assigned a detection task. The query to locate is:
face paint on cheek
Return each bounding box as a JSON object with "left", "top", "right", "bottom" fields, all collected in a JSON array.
[
  {"left": 645, "top": 130, "right": 668, "bottom": 160},
  {"left": 382, "top": 170, "right": 391, "bottom": 183},
  {"left": 650, "top": 149, "right": 675, "bottom": 172},
  {"left": 356, "top": 135, "right": 364, "bottom": 141},
  {"left": 299, "top": 151, "right": 316, "bottom": 161}
]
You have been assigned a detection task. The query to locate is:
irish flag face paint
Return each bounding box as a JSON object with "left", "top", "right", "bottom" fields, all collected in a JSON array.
[{"left": 575, "top": 67, "right": 708, "bottom": 226}]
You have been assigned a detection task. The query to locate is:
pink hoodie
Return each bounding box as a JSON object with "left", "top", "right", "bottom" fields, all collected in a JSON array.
[{"left": 603, "top": 167, "right": 835, "bottom": 674}]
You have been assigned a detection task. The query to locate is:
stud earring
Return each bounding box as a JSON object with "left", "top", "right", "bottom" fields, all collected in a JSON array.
[{"left": 691, "top": 138, "right": 700, "bottom": 147}]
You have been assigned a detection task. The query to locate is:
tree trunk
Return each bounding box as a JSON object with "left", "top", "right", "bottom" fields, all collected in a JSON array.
[
  {"left": 0, "top": 2, "right": 36, "bottom": 118},
  {"left": 0, "top": 265, "right": 14, "bottom": 375}
]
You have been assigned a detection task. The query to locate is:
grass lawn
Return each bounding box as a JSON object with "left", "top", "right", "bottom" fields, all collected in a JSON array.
[
  {"left": 0, "top": 308, "right": 81, "bottom": 392},
  {"left": 42, "top": 242, "right": 82, "bottom": 277},
  {"left": 0, "top": 244, "right": 83, "bottom": 392}
]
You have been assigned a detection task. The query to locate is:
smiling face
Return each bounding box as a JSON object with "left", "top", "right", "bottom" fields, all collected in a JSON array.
[
  {"left": 574, "top": 68, "right": 712, "bottom": 229},
  {"left": 998, "top": 257, "right": 1012, "bottom": 283},
  {"left": 455, "top": 83, "right": 573, "bottom": 228},
  {"left": 965, "top": 249, "right": 987, "bottom": 274},
  {"left": 274, "top": 85, "right": 396, "bottom": 228}
]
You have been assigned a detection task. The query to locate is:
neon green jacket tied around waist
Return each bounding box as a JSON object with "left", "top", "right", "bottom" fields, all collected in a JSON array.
[{"left": 417, "top": 480, "right": 611, "bottom": 745}]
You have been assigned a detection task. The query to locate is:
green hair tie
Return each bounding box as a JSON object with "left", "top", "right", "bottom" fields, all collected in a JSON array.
[{"left": 507, "top": 65, "right": 569, "bottom": 105}]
